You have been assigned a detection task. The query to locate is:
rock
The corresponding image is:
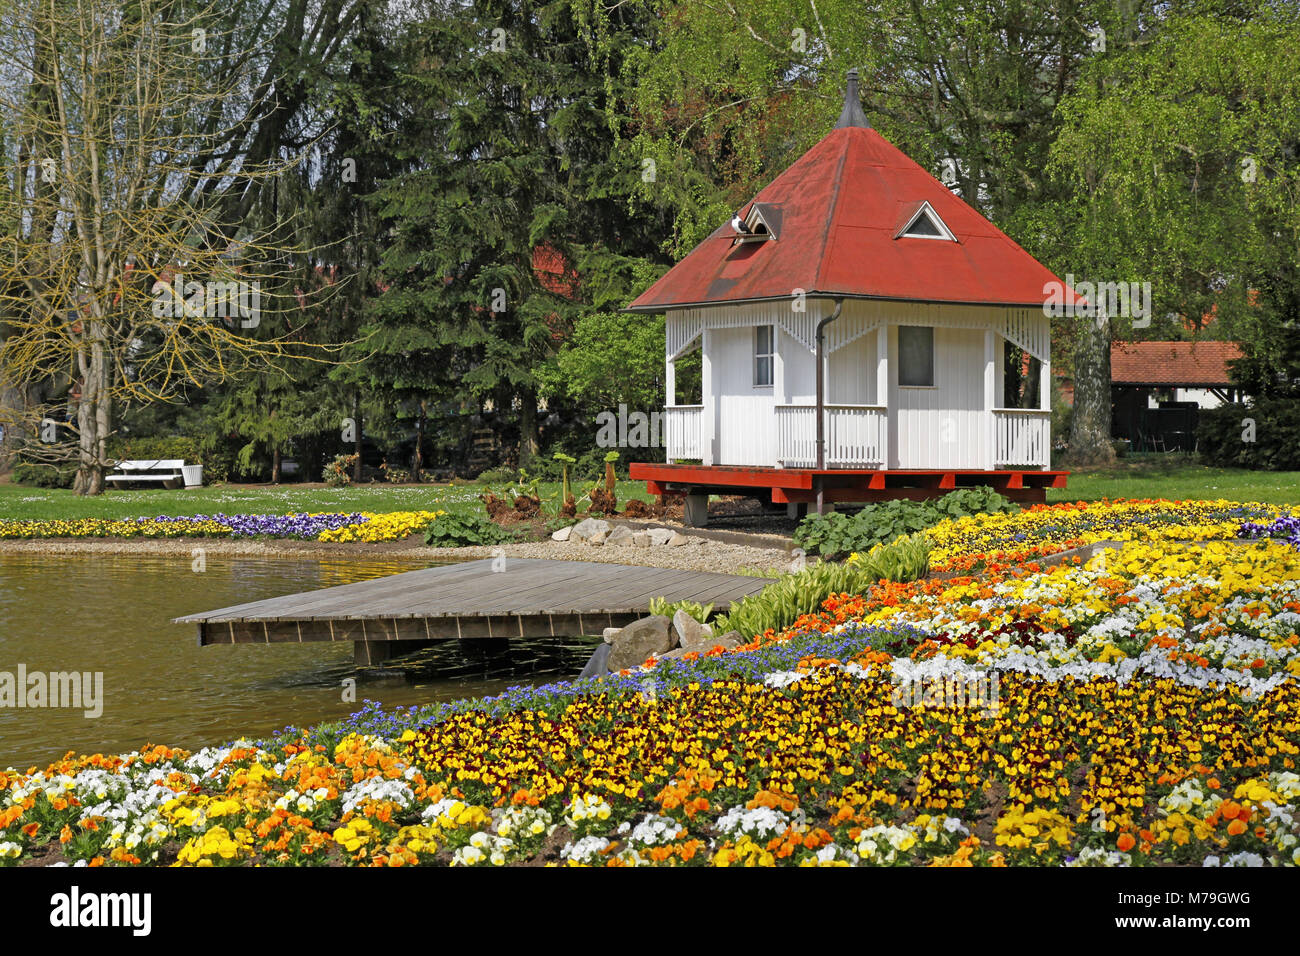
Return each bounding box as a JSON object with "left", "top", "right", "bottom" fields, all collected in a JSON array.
[
  {"left": 667, "top": 531, "right": 692, "bottom": 547},
  {"left": 570, "top": 517, "right": 610, "bottom": 542},
  {"left": 602, "top": 626, "right": 621, "bottom": 644},
  {"left": 632, "top": 532, "right": 652, "bottom": 548},
  {"left": 658, "top": 647, "right": 690, "bottom": 660},
  {"left": 551, "top": 525, "right": 572, "bottom": 542},
  {"left": 714, "top": 630, "right": 744, "bottom": 649},
  {"left": 607, "top": 615, "right": 673, "bottom": 671},
  {"left": 647, "top": 528, "right": 674, "bottom": 547},
  {"left": 588, "top": 530, "right": 609, "bottom": 546},
  {"left": 606, "top": 526, "right": 635, "bottom": 547},
  {"left": 578, "top": 643, "right": 612, "bottom": 679},
  {"left": 673, "top": 608, "right": 716, "bottom": 654}
]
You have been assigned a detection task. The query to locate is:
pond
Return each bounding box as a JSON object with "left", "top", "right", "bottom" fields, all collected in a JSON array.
[{"left": 0, "top": 554, "right": 599, "bottom": 768}]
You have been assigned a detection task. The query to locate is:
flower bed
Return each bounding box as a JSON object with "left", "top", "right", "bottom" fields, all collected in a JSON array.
[
  {"left": 2, "top": 497, "right": 1298, "bottom": 867},
  {"left": 923, "top": 498, "right": 1293, "bottom": 572},
  {"left": 0, "top": 511, "right": 443, "bottom": 543}
]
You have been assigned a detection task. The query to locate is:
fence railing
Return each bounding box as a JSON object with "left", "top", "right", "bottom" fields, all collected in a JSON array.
[
  {"left": 992, "top": 408, "right": 1051, "bottom": 467},
  {"left": 775, "top": 404, "right": 886, "bottom": 468},
  {"left": 664, "top": 405, "right": 705, "bottom": 461}
]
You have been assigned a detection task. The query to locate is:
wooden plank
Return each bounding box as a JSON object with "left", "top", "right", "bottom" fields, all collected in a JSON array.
[{"left": 178, "top": 559, "right": 774, "bottom": 646}]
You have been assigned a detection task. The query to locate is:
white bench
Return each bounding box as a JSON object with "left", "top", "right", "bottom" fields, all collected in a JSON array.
[{"left": 106, "top": 459, "right": 187, "bottom": 489}]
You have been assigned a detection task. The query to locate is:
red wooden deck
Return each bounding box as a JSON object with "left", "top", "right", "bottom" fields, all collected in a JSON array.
[{"left": 630, "top": 463, "right": 1068, "bottom": 518}]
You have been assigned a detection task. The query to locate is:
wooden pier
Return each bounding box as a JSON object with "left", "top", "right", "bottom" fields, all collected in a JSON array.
[{"left": 175, "top": 558, "right": 772, "bottom": 665}]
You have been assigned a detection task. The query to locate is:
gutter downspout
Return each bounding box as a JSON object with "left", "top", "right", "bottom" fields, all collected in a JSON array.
[{"left": 814, "top": 298, "right": 844, "bottom": 513}]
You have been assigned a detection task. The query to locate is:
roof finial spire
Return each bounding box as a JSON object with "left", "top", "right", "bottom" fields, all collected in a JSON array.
[{"left": 835, "top": 68, "right": 871, "bottom": 129}]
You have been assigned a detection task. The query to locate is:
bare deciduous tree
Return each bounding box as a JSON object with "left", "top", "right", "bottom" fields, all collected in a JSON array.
[{"left": 0, "top": 0, "right": 338, "bottom": 493}]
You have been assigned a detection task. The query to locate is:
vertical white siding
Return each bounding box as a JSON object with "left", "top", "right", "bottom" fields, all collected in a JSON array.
[
  {"left": 781, "top": 328, "right": 816, "bottom": 404},
  {"left": 827, "top": 331, "right": 877, "bottom": 404},
  {"left": 889, "top": 326, "right": 987, "bottom": 468},
  {"left": 711, "top": 326, "right": 775, "bottom": 466}
]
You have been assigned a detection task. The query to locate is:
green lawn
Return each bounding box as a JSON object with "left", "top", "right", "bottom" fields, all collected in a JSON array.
[
  {"left": 1047, "top": 460, "right": 1300, "bottom": 506},
  {"left": 0, "top": 480, "right": 656, "bottom": 521},
  {"left": 0, "top": 461, "right": 1294, "bottom": 521}
]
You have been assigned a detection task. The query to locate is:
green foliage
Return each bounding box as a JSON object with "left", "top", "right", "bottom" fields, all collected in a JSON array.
[
  {"left": 1199, "top": 400, "right": 1300, "bottom": 471},
  {"left": 793, "top": 487, "right": 1016, "bottom": 559},
  {"left": 423, "top": 512, "right": 516, "bottom": 548},
  {"left": 542, "top": 309, "right": 665, "bottom": 412},
  {"left": 11, "top": 461, "right": 75, "bottom": 488},
  {"left": 475, "top": 466, "right": 515, "bottom": 484},
  {"left": 647, "top": 598, "right": 714, "bottom": 624},
  {"left": 106, "top": 435, "right": 203, "bottom": 464},
  {"left": 322, "top": 455, "right": 358, "bottom": 487},
  {"left": 714, "top": 535, "right": 931, "bottom": 640}
]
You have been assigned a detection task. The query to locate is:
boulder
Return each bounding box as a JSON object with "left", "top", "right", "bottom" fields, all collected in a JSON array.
[
  {"left": 602, "top": 626, "right": 621, "bottom": 644},
  {"left": 551, "top": 525, "right": 572, "bottom": 542},
  {"left": 667, "top": 531, "right": 693, "bottom": 547},
  {"left": 714, "top": 630, "right": 744, "bottom": 650},
  {"left": 606, "top": 525, "right": 635, "bottom": 547},
  {"left": 657, "top": 647, "right": 690, "bottom": 660},
  {"left": 588, "top": 529, "right": 609, "bottom": 546},
  {"left": 607, "top": 615, "right": 673, "bottom": 671},
  {"left": 632, "top": 531, "right": 652, "bottom": 548},
  {"left": 647, "top": 528, "right": 674, "bottom": 547},
  {"left": 570, "top": 517, "right": 610, "bottom": 542},
  {"left": 578, "top": 643, "right": 612, "bottom": 679},
  {"left": 673, "top": 608, "right": 716, "bottom": 654}
]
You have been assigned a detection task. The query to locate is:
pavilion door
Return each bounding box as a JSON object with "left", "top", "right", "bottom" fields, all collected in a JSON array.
[{"left": 889, "top": 326, "right": 986, "bottom": 469}]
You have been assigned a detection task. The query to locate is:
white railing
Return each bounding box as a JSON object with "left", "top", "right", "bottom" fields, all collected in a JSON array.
[
  {"left": 775, "top": 404, "right": 886, "bottom": 468},
  {"left": 664, "top": 405, "right": 705, "bottom": 461},
  {"left": 993, "top": 408, "right": 1051, "bottom": 467}
]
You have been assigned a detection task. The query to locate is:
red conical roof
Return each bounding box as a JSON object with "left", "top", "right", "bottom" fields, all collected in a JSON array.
[{"left": 628, "top": 124, "right": 1075, "bottom": 312}]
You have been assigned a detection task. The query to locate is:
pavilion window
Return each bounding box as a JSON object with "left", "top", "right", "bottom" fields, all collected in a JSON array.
[
  {"left": 898, "top": 326, "right": 934, "bottom": 386},
  {"left": 754, "top": 325, "right": 774, "bottom": 387}
]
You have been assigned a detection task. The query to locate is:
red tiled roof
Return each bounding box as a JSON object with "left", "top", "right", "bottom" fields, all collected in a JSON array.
[
  {"left": 1110, "top": 341, "right": 1243, "bottom": 387},
  {"left": 627, "top": 124, "right": 1079, "bottom": 312}
]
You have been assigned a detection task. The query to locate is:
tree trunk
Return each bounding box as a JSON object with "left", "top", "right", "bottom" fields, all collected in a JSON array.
[
  {"left": 413, "top": 400, "right": 425, "bottom": 480},
  {"left": 73, "top": 332, "right": 108, "bottom": 496},
  {"left": 272, "top": 446, "right": 282, "bottom": 484},
  {"left": 517, "top": 390, "right": 539, "bottom": 466},
  {"left": 1067, "top": 312, "right": 1116, "bottom": 466},
  {"left": 352, "top": 390, "right": 363, "bottom": 482},
  {"left": 0, "top": 380, "right": 35, "bottom": 474}
]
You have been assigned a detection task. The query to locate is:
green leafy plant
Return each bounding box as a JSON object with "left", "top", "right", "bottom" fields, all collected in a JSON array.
[
  {"left": 647, "top": 598, "right": 715, "bottom": 624},
  {"left": 713, "top": 534, "right": 930, "bottom": 639},
  {"left": 553, "top": 452, "right": 576, "bottom": 508},
  {"left": 793, "top": 487, "right": 1016, "bottom": 559},
  {"left": 423, "top": 512, "right": 516, "bottom": 548}
]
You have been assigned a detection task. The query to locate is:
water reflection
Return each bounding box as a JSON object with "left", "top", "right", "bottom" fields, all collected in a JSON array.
[{"left": 0, "top": 554, "right": 598, "bottom": 768}]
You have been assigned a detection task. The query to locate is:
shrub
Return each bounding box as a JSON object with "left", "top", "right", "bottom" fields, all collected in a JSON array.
[
  {"left": 11, "top": 461, "right": 76, "bottom": 488},
  {"left": 793, "top": 487, "right": 1016, "bottom": 559},
  {"left": 322, "top": 454, "right": 357, "bottom": 487},
  {"left": 423, "top": 512, "right": 516, "bottom": 548},
  {"left": 106, "top": 435, "right": 202, "bottom": 464},
  {"left": 1199, "top": 399, "right": 1300, "bottom": 470},
  {"left": 475, "top": 466, "right": 514, "bottom": 484},
  {"left": 713, "top": 534, "right": 931, "bottom": 639}
]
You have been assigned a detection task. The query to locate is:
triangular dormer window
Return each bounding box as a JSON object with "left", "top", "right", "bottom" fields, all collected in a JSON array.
[
  {"left": 732, "top": 203, "right": 782, "bottom": 244},
  {"left": 895, "top": 201, "right": 956, "bottom": 242}
]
